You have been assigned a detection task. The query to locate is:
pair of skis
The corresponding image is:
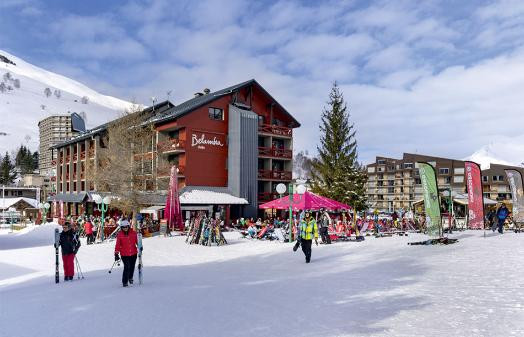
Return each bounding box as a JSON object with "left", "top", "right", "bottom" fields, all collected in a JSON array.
[{"left": 137, "top": 226, "right": 143, "bottom": 285}]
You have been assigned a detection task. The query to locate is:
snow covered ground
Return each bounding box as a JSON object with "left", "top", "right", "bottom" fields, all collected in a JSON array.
[{"left": 1, "top": 225, "right": 524, "bottom": 337}]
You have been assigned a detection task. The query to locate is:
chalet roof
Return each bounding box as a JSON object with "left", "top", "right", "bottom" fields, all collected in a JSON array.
[
  {"left": 0, "top": 197, "right": 38, "bottom": 209},
  {"left": 150, "top": 79, "right": 301, "bottom": 128}
]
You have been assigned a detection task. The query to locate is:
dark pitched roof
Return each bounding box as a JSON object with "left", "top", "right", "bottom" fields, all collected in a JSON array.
[
  {"left": 52, "top": 101, "right": 175, "bottom": 149},
  {"left": 150, "top": 79, "right": 301, "bottom": 127}
]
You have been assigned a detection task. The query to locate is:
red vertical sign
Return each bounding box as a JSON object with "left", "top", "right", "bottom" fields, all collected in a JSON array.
[
  {"left": 465, "top": 161, "right": 484, "bottom": 229},
  {"left": 165, "top": 166, "right": 184, "bottom": 231}
]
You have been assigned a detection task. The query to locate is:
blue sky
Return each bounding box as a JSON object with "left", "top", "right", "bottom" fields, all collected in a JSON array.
[{"left": 2, "top": 0, "right": 524, "bottom": 164}]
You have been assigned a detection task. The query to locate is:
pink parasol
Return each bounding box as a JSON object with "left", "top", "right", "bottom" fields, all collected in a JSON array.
[
  {"left": 259, "top": 191, "right": 351, "bottom": 211},
  {"left": 165, "top": 166, "right": 184, "bottom": 231}
]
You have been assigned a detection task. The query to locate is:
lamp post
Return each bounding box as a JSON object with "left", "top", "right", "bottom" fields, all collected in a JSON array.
[
  {"left": 38, "top": 202, "right": 50, "bottom": 224},
  {"left": 276, "top": 183, "right": 306, "bottom": 243},
  {"left": 93, "top": 195, "right": 111, "bottom": 241}
]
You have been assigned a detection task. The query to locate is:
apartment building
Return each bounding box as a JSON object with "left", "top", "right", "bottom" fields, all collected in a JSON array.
[
  {"left": 366, "top": 153, "right": 524, "bottom": 213},
  {"left": 38, "top": 113, "right": 85, "bottom": 179}
]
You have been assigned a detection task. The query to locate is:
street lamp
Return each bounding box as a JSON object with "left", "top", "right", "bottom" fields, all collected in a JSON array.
[
  {"left": 276, "top": 183, "right": 306, "bottom": 242},
  {"left": 93, "top": 195, "right": 111, "bottom": 241},
  {"left": 38, "top": 202, "right": 50, "bottom": 224}
]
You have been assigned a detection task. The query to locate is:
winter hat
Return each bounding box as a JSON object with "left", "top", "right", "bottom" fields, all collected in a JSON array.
[{"left": 119, "top": 220, "right": 130, "bottom": 227}]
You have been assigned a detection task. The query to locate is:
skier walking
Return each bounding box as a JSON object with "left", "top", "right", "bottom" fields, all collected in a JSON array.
[
  {"left": 114, "top": 220, "right": 138, "bottom": 287},
  {"left": 56, "top": 222, "right": 81, "bottom": 281},
  {"left": 298, "top": 211, "right": 318, "bottom": 263},
  {"left": 495, "top": 203, "right": 510, "bottom": 234}
]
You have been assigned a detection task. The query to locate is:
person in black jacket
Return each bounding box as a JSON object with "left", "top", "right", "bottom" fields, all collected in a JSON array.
[{"left": 57, "top": 222, "right": 81, "bottom": 281}]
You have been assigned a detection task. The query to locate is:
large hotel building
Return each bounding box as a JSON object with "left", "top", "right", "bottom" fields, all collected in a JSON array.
[
  {"left": 366, "top": 153, "right": 524, "bottom": 213},
  {"left": 50, "top": 80, "right": 300, "bottom": 220}
]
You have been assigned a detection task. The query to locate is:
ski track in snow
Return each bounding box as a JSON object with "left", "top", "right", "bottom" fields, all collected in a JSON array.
[{"left": 1, "top": 225, "right": 524, "bottom": 337}]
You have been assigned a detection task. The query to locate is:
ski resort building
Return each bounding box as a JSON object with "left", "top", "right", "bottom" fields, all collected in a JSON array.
[
  {"left": 366, "top": 153, "right": 524, "bottom": 213},
  {"left": 49, "top": 79, "right": 300, "bottom": 222},
  {"left": 38, "top": 113, "right": 85, "bottom": 190}
]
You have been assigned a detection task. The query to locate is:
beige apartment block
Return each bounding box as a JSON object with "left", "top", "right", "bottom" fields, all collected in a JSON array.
[{"left": 366, "top": 153, "right": 524, "bottom": 213}]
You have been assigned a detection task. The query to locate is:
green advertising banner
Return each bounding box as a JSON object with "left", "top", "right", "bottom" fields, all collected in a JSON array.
[{"left": 417, "top": 162, "right": 442, "bottom": 237}]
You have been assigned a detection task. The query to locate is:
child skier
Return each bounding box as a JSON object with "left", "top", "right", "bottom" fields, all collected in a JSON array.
[
  {"left": 114, "top": 220, "right": 138, "bottom": 287},
  {"left": 57, "top": 222, "right": 81, "bottom": 281}
]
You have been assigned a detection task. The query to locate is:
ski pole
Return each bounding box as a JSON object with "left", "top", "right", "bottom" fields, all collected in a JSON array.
[
  {"left": 108, "top": 259, "right": 121, "bottom": 274},
  {"left": 75, "top": 256, "right": 85, "bottom": 279}
]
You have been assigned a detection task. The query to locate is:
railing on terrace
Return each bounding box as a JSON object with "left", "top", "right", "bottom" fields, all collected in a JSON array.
[
  {"left": 258, "top": 124, "right": 292, "bottom": 137},
  {"left": 258, "top": 169, "right": 292, "bottom": 181},
  {"left": 258, "top": 147, "right": 292, "bottom": 159},
  {"left": 158, "top": 139, "right": 186, "bottom": 153},
  {"left": 258, "top": 192, "right": 280, "bottom": 202}
]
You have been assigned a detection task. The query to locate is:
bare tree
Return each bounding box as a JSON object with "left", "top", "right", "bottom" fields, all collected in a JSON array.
[
  {"left": 13, "top": 78, "right": 20, "bottom": 89},
  {"left": 89, "top": 104, "right": 155, "bottom": 225},
  {"left": 81, "top": 96, "right": 89, "bottom": 104},
  {"left": 44, "top": 87, "right": 52, "bottom": 97},
  {"left": 54, "top": 89, "right": 61, "bottom": 99}
]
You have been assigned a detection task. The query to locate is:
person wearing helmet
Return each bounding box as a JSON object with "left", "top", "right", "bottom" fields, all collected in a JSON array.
[
  {"left": 114, "top": 219, "right": 138, "bottom": 287},
  {"left": 298, "top": 211, "right": 318, "bottom": 263}
]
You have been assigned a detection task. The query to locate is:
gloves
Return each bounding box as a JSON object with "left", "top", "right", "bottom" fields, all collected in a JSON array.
[
  {"left": 114, "top": 253, "right": 120, "bottom": 261},
  {"left": 315, "top": 239, "right": 318, "bottom": 246}
]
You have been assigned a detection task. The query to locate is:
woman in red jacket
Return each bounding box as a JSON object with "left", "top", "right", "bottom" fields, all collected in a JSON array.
[{"left": 114, "top": 220, "right": 138, "bottom": 287}]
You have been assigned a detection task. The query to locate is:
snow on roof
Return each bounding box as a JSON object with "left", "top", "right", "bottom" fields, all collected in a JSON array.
[
  {"left": 0, "top": 197, "right": 38, "bottom": 209},
  {"left": 179, "top": 187, "right": 248, "bottom": 205}
]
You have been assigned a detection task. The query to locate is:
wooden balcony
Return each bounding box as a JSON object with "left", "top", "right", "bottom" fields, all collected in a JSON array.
[
  {"left": 258, "top": 169, "right": 292, "bottom": 181},
  {"left": 51, "top": 159, "right": 57, "bottom": 166},
  {"left": 158, "top": 139, "right": 185, "bottom": 154},
  {"left": 258, "top": 147, "right": 292, "bottom": 159},
  {"left": 258, "top": 192, "right": 280, "bottom": 202},
  {"left": 157, "top": 165, "right": 185, "bottom": 178},
  {"left": 258, "top": 124, "right": 292, "bottom": 137}
]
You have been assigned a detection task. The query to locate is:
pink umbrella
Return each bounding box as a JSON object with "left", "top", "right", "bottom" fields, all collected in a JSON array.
[
  {"left": 165, "top": 166, "right": 184, "bottom": 231},
  {"left": 259, "top": 191, "right": 351, "bottom": 211}
]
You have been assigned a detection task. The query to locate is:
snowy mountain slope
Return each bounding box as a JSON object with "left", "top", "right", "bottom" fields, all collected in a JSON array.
[
  {"left": 465, "top": 137, "right": 524, "bottom": 169},
  {"left": 0, "top": 50, "right": 133, "bottom": 154}
]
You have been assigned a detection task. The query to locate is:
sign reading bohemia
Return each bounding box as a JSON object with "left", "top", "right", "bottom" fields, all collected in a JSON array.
[
  {"left": 505, "top": 169, "right": 524, "bottom": 224},
  {"left": 418, "top": 162, "right": 442, "bottom": 237},
  {"left": 465, "top": 161, "right": 484, "bottom": 229}
]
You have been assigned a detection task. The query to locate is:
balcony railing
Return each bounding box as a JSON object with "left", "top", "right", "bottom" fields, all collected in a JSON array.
[
  {"left": 80, "top": 151, "right": 86, "bottom": 160},
  {"left": 258, "top": 124, "right": 292, "bottom": 137},
  {"left": 51, "top": 159, "right": 57, "bottom": 166},
  {"left": 51, "top": 176, "right": 56, "bottom": 182},
  {"left": 158, "top": 165, "right": 185, "bottom": 177},
  {"left": 258, "top": 169, "right": 292, "bottom": 181},
  {"left": 258, "top": 192, "right": 280, "bottom": 202},
  {"left": 258, "top": 147, "right": 292, "bottom": 159},
  {"left": 158, "top": 139, "right": 186, "bottom": 153}
]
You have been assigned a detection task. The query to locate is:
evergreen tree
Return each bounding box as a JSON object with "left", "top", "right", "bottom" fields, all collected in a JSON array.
[
  {"left": 0, "top": 152, "right": 17, "bottom": 185},
  {"left": 14, "top": 145, "right": 38, "bottom": 174},
  {"left": 310, "top": 82, "right": 368, "bottom": 211}
]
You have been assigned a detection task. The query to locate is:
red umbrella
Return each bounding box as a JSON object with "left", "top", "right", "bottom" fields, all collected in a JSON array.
[
  {"left": 259, "top": 191, "right": 350, "bottom": 211},
  {"left": 165, "top": 166, "right": 184, "bottom": 231}
]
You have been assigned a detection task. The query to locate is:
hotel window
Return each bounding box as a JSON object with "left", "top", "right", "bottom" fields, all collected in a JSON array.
[
  {"left": 493, "top": 176, "right": 498, "bottom": 181},
  {"left": 483, "top": 176, "right": 488, "bottom": 182},
  {"left": 498, "top": 175, "right": 504, "bottom": 181},
  {"left": 439, "top": 168, "right": 449, "bottom": 174},
  {"left": 208, "top": 107, "right": 223, "bottom": 120},
  {"left": 404, "top": 163, "right": 414, "bottom": 169}
]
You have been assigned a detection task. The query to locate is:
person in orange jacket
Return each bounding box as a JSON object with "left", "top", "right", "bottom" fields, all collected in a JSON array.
[{"left": 114, "top": 220, "right": 138, "bottom": 287}]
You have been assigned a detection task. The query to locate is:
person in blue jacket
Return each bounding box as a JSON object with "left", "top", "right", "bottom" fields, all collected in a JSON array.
[{"left": 495, "top": 203, "right": 510, "bottom": 234}]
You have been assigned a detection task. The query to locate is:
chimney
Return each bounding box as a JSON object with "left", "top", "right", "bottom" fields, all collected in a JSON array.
[
  {"left": 194, "top": 92, "right": 204, "bottom": 98},
  {"left": 203, "top": 88, "right": 211, "bottom": 95}
]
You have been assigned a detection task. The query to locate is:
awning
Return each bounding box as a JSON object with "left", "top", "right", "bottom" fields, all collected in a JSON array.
[
  {"left": 139, "top": 205, "right": 165, "bottom": 214},
  {"left": 179, "top": 186, "right": 248, "bottom": 205},
  {"left": 48, "top": 192, "right": 88, "bottom": 203}
]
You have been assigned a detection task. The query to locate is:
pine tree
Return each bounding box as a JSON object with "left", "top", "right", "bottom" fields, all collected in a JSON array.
[
  {"left": 0, "top": 152, "right": 17, "bottom": 185},
  {"left": 310, "top": 82, "right": 368, "bottom": 211}
]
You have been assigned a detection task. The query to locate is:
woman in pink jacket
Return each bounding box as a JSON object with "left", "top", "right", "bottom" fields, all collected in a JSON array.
[{"left": 114, "top": 220, "right": 138, "bottom": 287}]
